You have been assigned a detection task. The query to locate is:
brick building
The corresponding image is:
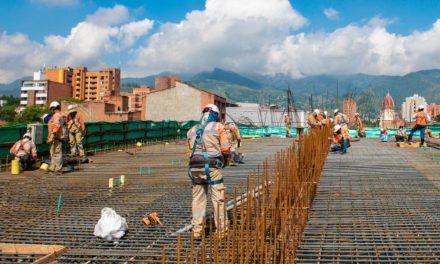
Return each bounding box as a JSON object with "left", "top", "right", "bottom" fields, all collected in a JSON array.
[
  {"left": 44, "top": 67, "right": 121, "bottom": 101},
  {"left": 155, "top": 76, "right": 181, "bottom": 90},
  {"left": 121, "top": 85, "right": 151, "bottom": 113},
  {"left": 61, "top": 101, "right": 141, "bottom": 122},
  {"left": 343, "top": 98, "right": 357, "bottom": 127},
  {"left": 427, "top": 103, "right": 440, "bottom": 120},
  {"left": 20, "top": 71, "right": 71, "bottom": 109},
  {"left": 145, "top": 81, "right": 226, "bottom": 122}
]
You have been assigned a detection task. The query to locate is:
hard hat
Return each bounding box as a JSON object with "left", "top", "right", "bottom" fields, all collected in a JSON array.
[
  {"left": 355, "top": 112, "right": 359, "bottom": 116},
  {"left": 49, "top": 101, "right": 60, "bottom": 109},
  {"left": 334, "top": 109, "right": 339, "bottom": 114},
  {"left": 324, "top": 111, "right": 328, "bottom": 116},
  {"left": 203, "top": 104, "right": 220, "bottom": 114},
  {"left": 418, "top": 105, "right": 425, "bottom": 110},
  {"left": 313, "top": 109, "right": 320, "bottom": 115},
  {"left": 23, "top": 133, "right": 32, "bottom": 139},
  {"left": 67, "top": 104, "right": 78, "bottom": 113},
  {"left": 333, "top": 124, "right": 341, "bottom": 133}
]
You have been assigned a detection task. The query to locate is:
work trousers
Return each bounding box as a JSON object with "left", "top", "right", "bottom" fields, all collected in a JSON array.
[
  {"left": 191, "top": 168, "right": 228, "bottom": 236},
  {"left": 408, "top": 125, "right": 426, "bottom": 145},
  {"left": 395, "top": 135, "right": 406, "bottom": 142},
  {"left": 49, "top": 140, "right": 63, "bottom": 172},
  {"left": 285, "top": 126, "right": 291, "bottom": 137},
  {"left": 69, "top": 131, "right": 85, "bottom": 157},
  {"left": 16, "top": 154, "right": 33, "bottom": 170},
  {"left": 331, "top": 138, "right": 348, "bottom": 153}
]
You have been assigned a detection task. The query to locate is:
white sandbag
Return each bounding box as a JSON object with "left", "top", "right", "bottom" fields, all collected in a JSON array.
[{"left": 94, "top": 207, "right": 128, "bottom": 241}]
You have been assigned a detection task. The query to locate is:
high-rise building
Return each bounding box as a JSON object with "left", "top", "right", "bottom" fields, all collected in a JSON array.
[
  {"left": 44, "top": 67, "right": 120, "bottom": 101},
  {"left": 427, "top": 103, "right": 440, "bottom": 119},
  {"left": 400, "top": 94, "right": 427, "bottom": 122},
  {"left": 343, "top": 98, "right": 357, "bottom": 127}
]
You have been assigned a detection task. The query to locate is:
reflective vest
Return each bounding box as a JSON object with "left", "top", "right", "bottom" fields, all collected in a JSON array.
[
  {"left": 48, "top": 111, "right": 66, "bottom": 140},
  {"left": 415, "top": 112, "right": 428, "bottom": 126}
]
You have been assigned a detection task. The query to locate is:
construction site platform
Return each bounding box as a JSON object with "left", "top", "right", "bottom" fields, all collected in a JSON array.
[
  {"left": 296, "top": 139, "right": 440, "bottom": 263},
  {"left": 0, "top": 138, "right": 290, "bottom": 263}
]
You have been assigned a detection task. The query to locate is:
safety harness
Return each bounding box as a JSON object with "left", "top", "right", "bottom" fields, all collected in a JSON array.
[{"left": 188, "top": 114, "right": 224, "bottom": 186}]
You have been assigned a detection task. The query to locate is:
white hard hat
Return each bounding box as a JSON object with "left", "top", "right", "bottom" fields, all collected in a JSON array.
[
  {"left": 418, "top": 105, "right": 425, "bottom": 110},
  {"left": 333, "top": 124, "right": 341, "bottom": 133},
  {"left": 49, "top": 101, "right": 60, "bottom": 109},
  {"left": 324, "top": 111, "right": 328, "bottom": 116},
  {"left": 314, "top": 109, "right": 320, "bottom": 115},
  {"left": 334, "top": 109, "right": 339, "bottom": 114},
  {"left": 23, "top": 133, "right": 32, "bottom": 139},
  {"left": 203, "top": 103, "right": 220, "bottom": 114},
  {"left": 67, "top": 104, "right": 78, "bottom": 113}
]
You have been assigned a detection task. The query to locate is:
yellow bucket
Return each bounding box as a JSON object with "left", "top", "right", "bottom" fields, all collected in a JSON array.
[
  {"left": 40, "top": 163, "right": 49, "bottom": 171},
  {"left": 11, "top": 160, "right": 20, "bottom": 175}
]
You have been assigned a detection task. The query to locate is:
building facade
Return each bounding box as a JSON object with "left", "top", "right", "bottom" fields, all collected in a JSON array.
[
  {"left": 121, "top": 85, "right": 151, "bottom": 113},
  {"left": 61, "top": 101, "right": 141, "bottom": 122},
  {"left": 44, "top": 67, "right": 121, "bottom": 101},
  {"left": 379, "top": 92, "right": 398, "bottom": 129},
  {"left": 400, "top": 94, "right": 427, "bottom": 122},
  {"left": 155, "top": 76, "right": 182, "bottom": 90},
  {"left": 20, "top": 71, "right": 71, "bottom": 109},
  {"left": 343, "top": 98, "right": 357, "bottom": 127},
  {"left": 145, "top": 81, "right": 226, "bottom": 122},
  {"left": 427, "top": 103, "right": 440, "bottom": 120}
]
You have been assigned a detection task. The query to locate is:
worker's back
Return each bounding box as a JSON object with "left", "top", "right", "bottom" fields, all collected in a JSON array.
[
  {"left": 415, "top": 112, "right": 428, "bottom": 126},
  {"left": 187, "top": 122, "right": 227, "bottom": 158}
]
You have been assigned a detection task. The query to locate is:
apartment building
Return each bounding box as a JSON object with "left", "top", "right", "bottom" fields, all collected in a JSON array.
[
  {"left": 44, "top": 67, "right": 121, "bottom": 101},
  {"left": 155, "top": 76, "right": 181, "bottom": 90},
  {"left": 20, "top": 71, "right": 71, "bottom": 109}
]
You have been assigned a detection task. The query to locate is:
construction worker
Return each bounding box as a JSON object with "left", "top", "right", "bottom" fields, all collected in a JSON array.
[
  {"left": 334, "top": 109, "right": 350, "bottom": 138},
  {"left": 395, "top": 125, "right": 407, "bottom": 142},
  {"left": 331, "top": 124, "right": 349, "bottom": 154},
  {"left": 322, "top": 111, "right": 331, "bottom": 127},
  {"left": 47, "top": 101, "right": 66, "bottom": 174},
  {"left": 224, "top": 122, "right": 243, "bottom": 165},
  {"left": 407, "top": 105, "right": 431, "bottom": 146},
  {"left": 187, "top": 104, "right": 231, "bottom": 239},
  {"left": 354, "top": 113, "right": 366, "bottom": 138},
  {"left": 66, "top": 104, "right": 86, "bottom": 161},
  {"left": 10, "top": 133, "right": 37, "bottom": 170},
  {"left": 283, "top": 114, "right": 292, "bottom": 137},
  {"left": 307, "top": 109, "right": 321, "bottom": 128}
]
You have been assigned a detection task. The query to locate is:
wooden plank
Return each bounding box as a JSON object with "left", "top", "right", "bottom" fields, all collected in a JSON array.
[
  {"left": 0, "top": 243, "right": 65, "bottom": 264},
  {"left": 396, "top": 142, "right": 421, "bottom": 148}
]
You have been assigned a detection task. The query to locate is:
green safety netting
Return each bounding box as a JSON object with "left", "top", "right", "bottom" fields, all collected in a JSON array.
[{"left": 0, "top": 121, "right": 438, "bottom": 159}]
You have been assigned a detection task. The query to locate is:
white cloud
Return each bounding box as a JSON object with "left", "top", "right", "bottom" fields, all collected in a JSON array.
[
  {"left": 31, "top": 0, "right": 79, "bottom": 6},
  {"left": 323, "top": 8, "right": 339, "bottom": 20},
  {"left": 129, "top": 0, "right": 307, "bottom": 76},
  {"left": 0, "top": 5, "right": 153, "bottom": 83},
  {"left": 266, "top": 18, "right": 440, "bottom": 77}
]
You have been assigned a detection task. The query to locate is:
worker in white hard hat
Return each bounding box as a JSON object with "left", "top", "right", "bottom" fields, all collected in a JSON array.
[
  {"left": 66, "top": 104, "right": 86, "bottom": 161},
  {"left": 334, "top": 108, "right": 350, "bottom": 139},
  {"left": 330, "top": 124, "right": 349, "bottom": 154},
  {"left": 322, "top": 111, "right": 331, "bottom": 127},
  {"left": 283, "top": 114, "right": 292, "bottom": 137},
  {"left": 307, "top": 109, "right": 321, "bottom": 129},
  {"left": 187, "top": 103, "right": 231, "bottom": 240},
  {"left": 47, "top": 101, "right": 66, "bottom": 174},
  {"left": 10, "top": 133, "right": 37, "bottom": 170},
  {"left": 407, "top": 105, "right": 431, "bottom": 146}
]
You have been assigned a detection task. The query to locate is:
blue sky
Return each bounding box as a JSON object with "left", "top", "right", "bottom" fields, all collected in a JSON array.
[{"left": 1, "top": 0, "right": 440, "bottom": 82}]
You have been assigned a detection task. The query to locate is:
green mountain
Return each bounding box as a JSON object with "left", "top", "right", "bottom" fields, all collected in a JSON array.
[{"left": 0, "top": 77, "right": 30, "bottom": 96}]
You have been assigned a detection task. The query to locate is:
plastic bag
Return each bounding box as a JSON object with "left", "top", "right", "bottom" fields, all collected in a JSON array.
[{"left": 93, "top": 207, "right": 128, "bottom": 241}]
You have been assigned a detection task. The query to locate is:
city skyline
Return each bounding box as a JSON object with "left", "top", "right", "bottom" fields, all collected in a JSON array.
[{"left": 1, "top": 0, "right": 440, "bottom": 83}]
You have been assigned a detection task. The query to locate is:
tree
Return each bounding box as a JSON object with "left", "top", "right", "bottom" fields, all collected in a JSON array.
[
  {"left": 0, "top": 105, "right": 17, "bottom": 122},
  {"left": 57, "top": 97, "right": 83, "bottom": 103},
  {"left": 15, "top": 105, "right": 49, "bottom": 124},
  {"left": 0, "top": 95, "right": 19, "bottom": 106}
]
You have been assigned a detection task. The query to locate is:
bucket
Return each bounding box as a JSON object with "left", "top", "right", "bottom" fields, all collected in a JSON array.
[
  {"left": 40, "top": 163, "right": 49, "bottom": 171},
  {"left": 11, "top": 160, "right": 20, "bottom": 175}
]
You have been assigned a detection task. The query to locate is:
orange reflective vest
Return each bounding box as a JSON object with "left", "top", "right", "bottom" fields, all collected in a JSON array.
[{"left": 415, "top": 112, "right": 428, "bottom": 126}]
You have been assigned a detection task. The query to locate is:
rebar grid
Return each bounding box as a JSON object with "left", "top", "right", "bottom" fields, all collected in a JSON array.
[
  {"left": 296, "top": 139, "right": 440, "bottom": 263},
  {"left": 0, "top": 138, "right": 292, "bottom": 263}
]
